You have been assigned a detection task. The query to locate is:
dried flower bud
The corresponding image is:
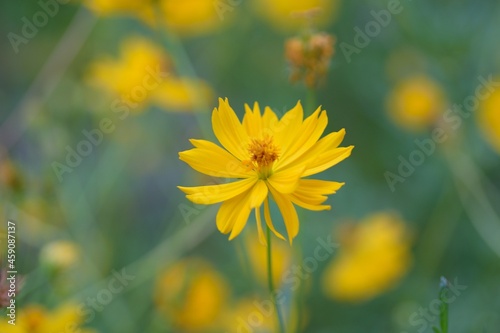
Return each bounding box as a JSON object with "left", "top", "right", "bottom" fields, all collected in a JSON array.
[{"left": 285, "top": 32, "right": 336, "bottom": 88}]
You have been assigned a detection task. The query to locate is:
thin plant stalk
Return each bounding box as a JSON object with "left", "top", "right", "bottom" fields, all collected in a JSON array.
[{"left": 267, "top": 225, "right": 286, "bottom": 333}]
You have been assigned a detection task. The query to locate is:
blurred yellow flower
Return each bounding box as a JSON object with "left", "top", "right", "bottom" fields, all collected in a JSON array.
[
  {"left": 87, "top": 36, "right": 213, "bottom": 113},
  {"left": 322, "top": 212, "right": 412, "bottom": 302},
  {"left": 40, "top": 240, "right": 80, "bottom": 272},
  {"left": 150, "top": 77, "right": 214, "bottom": 112},
  {"left": 85, "top": 0, "right": 154, "bottom": 21},
  {"left": 159, "top": 0, "right": 224, "bottom": 36},
  {"left": 477, "top": 86, "right": 500, "bottom": 153},
  {"left": 244, "top": 231, "right": 291, "bottom": 287},
  {"left": 155, "top": 258, "right": 229, "bottom": 331},
  {"left": 85, "top": 0, "right": 224, "bottom": 36},
  {"left": 87, "top": 36, "right": 170, "bottom": 113},
  {"left": 387, "top": 75, "right": 447, "bottom": 131},
  {"left": 221, "top": 298, "right": 276, "bottom": 333},
  {"left": 0, "top": 303, "right": 96, "bottom": 333},
  {"left": 178, "top": 98, "right": 353, "bottom": 243},
  {"left": 254, "top": 0, "right": 341, "bottom": 31}
]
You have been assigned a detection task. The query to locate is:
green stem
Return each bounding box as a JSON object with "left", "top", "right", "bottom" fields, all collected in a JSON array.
[
  {"left": 305, "top": 88, "right": 317, "bottom": 116},
  {"left": 267, "top": 226, "right": 286, "bottom": 333}
]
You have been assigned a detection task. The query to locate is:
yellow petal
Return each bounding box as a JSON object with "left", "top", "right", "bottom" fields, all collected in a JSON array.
[
  {"left": 290, "top": 179, "right": 344, "bottom": 208},
  {"left": 282, "top": 129, "right": 347, "bottom": 171},
  {"left": 303, "top": 146, "right": 354, "bottom": 177},
  {"left": 268, "top": 186, "right": 299, "bottom": 244},
  {"left": 178, "top": 177, "right": 257, "bottom": 204},
  {"left": 274, "top": 101, "right": 304, "bottom": 150},
  {"left": 264, "top": 198, "right": 286, "bottom": 241},
  {"left": 255, "top": 207, "right": 266, "bottom": 245},
  {"left": 277, "top": 107, "right": 328, "bottom": 169},
  {"left": 243, "top": 102, "right": 262, "bottom": 138},
  {"left": 179, "top": 139, "right": 251, "bottom": 178},
  {"left": 267, "top": 165, "right": 304, "bottom": 194},
  {"left": 212, "top": 98, "right": 249, "bottom": 161},
  {"left": 250, "top": 180, "right": 268, "bottom": 208}
]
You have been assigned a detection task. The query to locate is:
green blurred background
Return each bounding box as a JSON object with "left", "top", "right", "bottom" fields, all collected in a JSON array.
[{"left": 1, "top": 0, "right": 500, "bottom": 332}]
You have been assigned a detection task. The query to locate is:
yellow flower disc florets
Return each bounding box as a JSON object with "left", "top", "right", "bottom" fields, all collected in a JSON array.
[{"left": 247, "top": 136, "right": 280, "bottom": 178}]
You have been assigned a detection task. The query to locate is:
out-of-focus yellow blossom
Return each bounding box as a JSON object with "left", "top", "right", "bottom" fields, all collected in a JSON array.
[
  {"left": 387, "top": 75, "right": 447, "bottom": 131},
  {"left": 285, "top": 32, "right": 335, "bottom": 88},
  {"left": 322, "top": 212, "right": 412, "bottom": 302},
  {"left": 87, "top": 36, "right": 170, "bottom": 113},
  {"left": 155, "top": 258, "right": 229, "bottom": 331},
  {"left": 477, "top": 86, "right": 500, "bottom": 153},
  {"left": 40, "top": 240, "right": 80, "bottom": 272},
  {"left": 159, "top": 0, "right": 224, "bottom": 36},
  {"left": 150, "top": 77, "right": 214, "bottom": 112},
  {"left": 87, "top": 36, "right": 214, "bottom": 113},
  {"left": 221, "top": 298, "right": 276, "bottom": 333},
  {"left": 244, "top": 231, "right": 291, "bottom": 287},
  {"left": 85, "top": 0, "right": 224, "bottom": 36},
  {"left": 254, "top": 0, "right": 341, "bottom": 31},
  {"left": 85, "top": 0, "right": 154, "bottom": 21},
  {"left": 0, "top": 304, "right": 96, "bottom": 333}
]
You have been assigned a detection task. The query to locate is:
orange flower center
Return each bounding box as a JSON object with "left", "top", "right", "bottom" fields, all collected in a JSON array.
[{"left": 245, "top": 136, "right": 280, "bottom": 178}]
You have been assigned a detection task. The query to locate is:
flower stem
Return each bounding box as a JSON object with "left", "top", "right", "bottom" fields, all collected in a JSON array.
[
  {"left": 267, "top": 226, "right": 286, "bottom": 333},
  {"left": 305, "top": 87, "right": 317, "bottom": 116}
]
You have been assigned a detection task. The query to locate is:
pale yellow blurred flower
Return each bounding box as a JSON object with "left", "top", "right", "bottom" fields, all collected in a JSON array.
[
  {"left": 322, "top": 212, "right": 412, "bottom": 302},
  {"left": 40, "top": 240, "right": 80, "bottom": 272},
  {"left": 254, "top": 0, "right": 341, "bottom": 31},
  {"left": 221, "top": 298, "right": 276, "bottom": 333},
  {"left": 85, "top": 0, "right": 154, "bottom": 21},
  {"left": 85, "top": 0, "right": 224, "bottom": 36},
  {"left": 87, "top": 36, "right": 213, "bottom": 113},
  {"left": 387, "top": 75, "right": 447, "bottom": 131},
  {"left": 159, "top": 0, "right": 224, "bottom": 36},
  {"left": 0, "top": 303, "right": 96, "bottom": 333},
  {"left": 244, "top": 231, "right": 292, "bottom": 288},
  {"left": 155, "top": 258, "right": 229, "bottom": 331},
  {"left": 150, "top": 77, "right": 214, "bottom": 112},
  {"left": 477, "top": 85, "right": 500, "bottom": 153},
  {"left": 87, "top": 36, "right": 170, "bottom": 113}
]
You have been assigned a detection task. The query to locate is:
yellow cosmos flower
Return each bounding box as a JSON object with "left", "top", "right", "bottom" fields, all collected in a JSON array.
[
  {"left": 387, "top": 75, "right": 447, "bottom": 132},
  {"left": 0, "top": 303, "right": 96, "bottom": 333},
  {"left": 477, "top": 86, "right": 500, "bottom": 153},
  {"left": 178, "top": 98, "right": 353, "bottom": 244},
  {"left": 155, "top": 258, "right": 228, "bottom": 331},
  {"left": 254, "top": 0, "right": 341, "bottom": 31},
  {"left": 321, "top": 212, "right": 412, "bottom": 302}
]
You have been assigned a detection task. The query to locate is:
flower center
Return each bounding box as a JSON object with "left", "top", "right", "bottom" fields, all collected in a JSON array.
[{"left": 246, "top": 136, "right": 280, "bottom": 178}]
